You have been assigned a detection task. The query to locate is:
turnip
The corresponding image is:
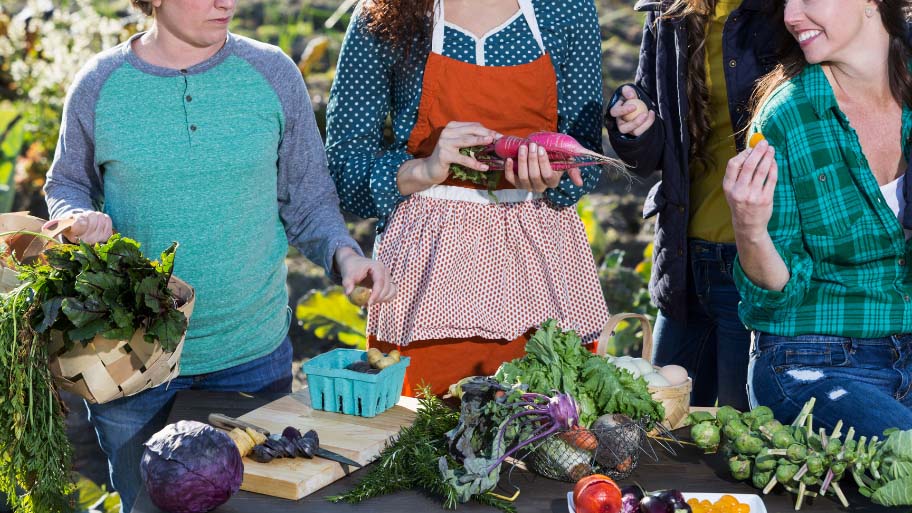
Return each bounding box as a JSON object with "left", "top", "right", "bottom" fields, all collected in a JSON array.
[{"left": 485, "top": 392, "right": 580, "bottom": 474}]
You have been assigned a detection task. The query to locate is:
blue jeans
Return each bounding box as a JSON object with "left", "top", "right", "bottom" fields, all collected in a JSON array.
[
  {"left": 653, "top": 239, "right": 751, "bottom": 410},
  {"left": 87, "top": 337, "right": 293, "bottom": 513},
  {"left": 749, "top": 332, "right": 912, "bottom": 438}
]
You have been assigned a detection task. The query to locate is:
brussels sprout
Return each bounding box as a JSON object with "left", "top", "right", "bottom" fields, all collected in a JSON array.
[
  {"left": 776, "top": 463, "right": 800, "bottom": 484},
  {"left": 752, "top": 469, "right": 774, "bottom": 489},
  {"left": 723, "top": 419, "right": 749, "bottom": 440},
  {"left": 716, "top": 406, "right": 741, "bottom": 426},
  {"left": 772, "top": 429, "right": 796, "bottom": 449},
  {"left": 691, "top": 422, "right": 721, "bottom": 451},
  {"left": 806, "top": 454, "right": 825, "bottom": 475},
  {"left": 826, "top": 439, "right": 843, "bottom": 457},
  {"left": 759, "top": 419, "right": 784, "bottom": 436},
  {"left": 755, "top": 447, "right": 778, "bottom": 471},
  {"left": 735, "top": 433, "right": 764, "bottom": 456},
  {"left": 787, "top": 444, "right": 808, "bottom": 463},
  {"left": 729, "top": 456, "right": 752, "bottom": 481}
]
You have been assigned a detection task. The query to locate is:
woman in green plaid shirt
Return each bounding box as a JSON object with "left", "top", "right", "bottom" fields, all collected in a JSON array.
[{"left": 723, "top": 0, "right": 912, "bottom": 437}]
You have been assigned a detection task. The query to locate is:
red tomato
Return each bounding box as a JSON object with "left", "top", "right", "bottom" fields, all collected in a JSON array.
[{"left": 572, "top": 474, "right": 622, "bottom": 513}]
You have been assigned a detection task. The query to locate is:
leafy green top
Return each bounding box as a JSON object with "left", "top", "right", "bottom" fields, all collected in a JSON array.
[
  {"left": 495, "top": 320, "right": 664, "bottom": 427},
  {"left": 18, "top": 234, "right": 187, "bottom": 351}
]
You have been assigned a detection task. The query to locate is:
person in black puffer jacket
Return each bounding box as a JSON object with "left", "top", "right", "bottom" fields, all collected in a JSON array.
[{"left": 605, "top": 0, "right": 786, "bottom": 410}]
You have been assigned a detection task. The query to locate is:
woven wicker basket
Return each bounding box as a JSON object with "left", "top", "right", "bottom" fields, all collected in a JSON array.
[
  {"left": 0, "top": 213, "right": 196, "bottom": 404},
  {"left": 0, "top": 212, "right": 65, "bottom": 292},
  {"left": 596, "top": 313, "right": 693, "bottom": 430},
  {"left": 47, "top": 275, "right": 195, "bottom": 404}
]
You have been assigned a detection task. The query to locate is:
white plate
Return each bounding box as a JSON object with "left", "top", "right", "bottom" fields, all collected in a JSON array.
[{"left": 567, "top": 491, "right": 767, "bottom": 513}]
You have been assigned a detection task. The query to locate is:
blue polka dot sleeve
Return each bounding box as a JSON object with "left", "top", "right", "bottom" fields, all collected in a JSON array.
[
  {"left": 542, "top": 0, "right": 605, "bottom": 207},
  {"left": 325, "top": 13, "right": 411, "bottom": 222}
]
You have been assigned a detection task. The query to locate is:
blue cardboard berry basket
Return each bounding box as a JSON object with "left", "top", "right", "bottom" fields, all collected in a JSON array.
[{"left": 302, "top": 348, "right": 410, "bottom": 417}]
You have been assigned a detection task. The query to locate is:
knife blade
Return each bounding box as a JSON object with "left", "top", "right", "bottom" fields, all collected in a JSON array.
[
  {"left": 207, "top": 413, "right": 362, "bottom": 468},
  {"left": 208, "top": 413, "right": 270, "bottom": 436},
  {"left": 313, "top": 447, "right": 362, "bottom": 468}
]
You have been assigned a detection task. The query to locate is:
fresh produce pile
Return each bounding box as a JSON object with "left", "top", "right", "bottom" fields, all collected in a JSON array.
[
  {"left": 141, "top": 421, "right": 243, "bottom": 513},
  {"left": 495, "top": 320, "right": 664, "bottom": 428},
  {"left": 0, "top": 235, "right": 187, "bottom": 513},
  {"left": 451, "top": 131, "right": 624, "bottom": 192},
  {"left": 331, "top": 320, "right": 666, "bottom": 511},
  {"left": 690, "top": 398, "right": 912, "bottom": 509},
  {"left": 345, "top": 347, "right": 401, "bottom": 373}
]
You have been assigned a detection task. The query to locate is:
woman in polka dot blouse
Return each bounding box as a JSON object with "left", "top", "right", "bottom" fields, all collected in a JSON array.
[{"left": 326, "top": 0, "right": 610, "bottom": 396}]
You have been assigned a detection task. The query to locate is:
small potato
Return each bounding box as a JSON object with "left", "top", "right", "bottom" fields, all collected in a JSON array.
[
  {"left": 621, "top": 98, "right": 648, "bottom": 122},
  {"left": 388, "top": 349, "right": 401, "bottom": 362},
  {"left": 375, "top": 356, "right": 398, "bottom": 370},
  {"left": 366, "top": 347, "right": 383, "bottom": 366},
  {"left": 348, "top": 286, "right": 371, "bottom": 307}
]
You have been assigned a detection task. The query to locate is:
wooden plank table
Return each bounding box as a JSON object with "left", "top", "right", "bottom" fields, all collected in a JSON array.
[{"left": 130, "top": 391, "right": 906, "bottom": 513}]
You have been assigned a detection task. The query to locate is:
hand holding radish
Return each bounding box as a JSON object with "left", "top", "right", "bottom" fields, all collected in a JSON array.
[
  {"left": 503, "top": 142, "right": 583, "bottom": 192},
  {"left": 44, "top": 211, "right": 113, "bottom": 244},
  {"left": 423, "top": 121, "right": 500, "bottom": 184},
  {"left": 722, "top": 139, "right": 778, "bottom": 238},
  {"left": 610, "top": 86, "right": 655, "bottom": 137},
  {"left": 334, "top": 246, "right": 397, "bottom": 306}
]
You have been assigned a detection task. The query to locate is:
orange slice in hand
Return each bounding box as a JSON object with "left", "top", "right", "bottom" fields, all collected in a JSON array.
[{"left": 748, "top": 132, "right": 765, "bottom": 149}]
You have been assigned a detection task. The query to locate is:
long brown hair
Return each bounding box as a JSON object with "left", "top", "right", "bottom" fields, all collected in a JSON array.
[
  {"left": 360, "top": 0, "right": 435, "bottom": 57},
  {"left": 663, "top": 0, "right": 716, "bottom": 169},
  {"left": 751, "top": 1, "right": 912, "bottom": 129}
]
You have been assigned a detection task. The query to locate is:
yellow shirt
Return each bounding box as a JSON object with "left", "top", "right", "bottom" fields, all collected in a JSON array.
[{"left": 688, "top": 0, "right": 740, "bottom": 243}]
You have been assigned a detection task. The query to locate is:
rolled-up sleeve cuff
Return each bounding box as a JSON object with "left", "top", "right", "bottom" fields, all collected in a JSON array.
[{"left": 733, "top": 255, "right": 791, "bottom": 310}]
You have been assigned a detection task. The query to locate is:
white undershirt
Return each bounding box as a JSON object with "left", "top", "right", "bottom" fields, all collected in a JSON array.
[{"left": 879, "top": 175, "right": 912, "bottom": 240}]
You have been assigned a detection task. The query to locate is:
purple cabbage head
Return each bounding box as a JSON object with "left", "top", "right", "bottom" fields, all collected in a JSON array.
[{"left": 140, "top": 420, "right": 244, "bottom": 513}]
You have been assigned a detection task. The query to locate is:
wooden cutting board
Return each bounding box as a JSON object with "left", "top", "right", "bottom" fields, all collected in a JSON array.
[{"left": 228, "top": 391, "right": 417, "bottom": 500}]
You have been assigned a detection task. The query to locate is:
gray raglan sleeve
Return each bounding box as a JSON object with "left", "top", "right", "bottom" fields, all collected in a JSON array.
[
  {"left": 43, "top": 54, "right": 114, "bottom": 219},
  {"left": 239, "top": 41, "right": 364, "bottom": 278}
]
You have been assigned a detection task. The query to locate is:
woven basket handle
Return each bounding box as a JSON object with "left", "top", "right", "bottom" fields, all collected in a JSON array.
[
  {"left": 595, "top": 312, "right": 655, "bottom": 362},
  {"left": 41, "top": 217, "right": 77, "bottom": 240}
]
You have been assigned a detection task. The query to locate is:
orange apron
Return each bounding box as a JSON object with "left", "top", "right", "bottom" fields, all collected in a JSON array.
[{"left": 370, "top": 0, "right": 559, "bottom": 397}]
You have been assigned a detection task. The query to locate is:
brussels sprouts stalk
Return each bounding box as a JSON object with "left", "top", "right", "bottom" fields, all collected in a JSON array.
[
  {"left": 763, "top": 476, "right": 779, "bottom": 494},
  {"left": 795, "top": 482, "right": 807, "bottom": 511},
  {"left": 792, "top": 397, "right": 816, "bottom": 427},
  {"left": 793, "top": 463, "right": 809, "bottom": 481},
  {"left": 830, "top": 481, "right": 849, "bottom": 508}
]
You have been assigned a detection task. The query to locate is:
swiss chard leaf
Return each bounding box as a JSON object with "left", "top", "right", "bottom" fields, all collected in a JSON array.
[
  {"left": 36, "top": 297, "right": 63, "bottom": 334},
  {"left": 67, "top": 319, "right": 110, "bottom": 342},
  {"left": 61, "top": 298, "right": 108, "bottom": 328}
]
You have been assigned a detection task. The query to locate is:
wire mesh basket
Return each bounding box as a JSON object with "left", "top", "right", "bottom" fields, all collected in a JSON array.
[{"left": 524, "top": 417, "right": 652, "bottom": 482}]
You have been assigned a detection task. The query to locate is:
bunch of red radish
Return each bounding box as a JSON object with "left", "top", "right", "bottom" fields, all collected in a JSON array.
[{"left": 452, "top": 131, "right": 623, "bottom": 190}]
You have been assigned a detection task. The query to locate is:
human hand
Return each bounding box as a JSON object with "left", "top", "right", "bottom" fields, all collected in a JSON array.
[
  {"left": 335, "top": 246, "right": 397, "bottom": 306},
  {"left": 503, "top": 142, "right": 583, "bottom": 192},
  {"left": 609, "top": 86, "right": 655, "bottom": 137},
  {"left": 723, "top": 139, "right": 778, "bottom": 239},
  {"left": 421, "top": 121, "right": 501, "bottom": 184},
  {"left": 44, "top": 211, "right": 113, "bottom": 244}
]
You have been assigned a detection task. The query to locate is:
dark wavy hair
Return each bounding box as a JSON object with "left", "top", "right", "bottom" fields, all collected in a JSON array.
[
  {"left": 751, "top": 1, "right": 912, "bottom": 130},
  {"left": 360, "top": 0, "right": 435, "bottom": 56},
  {"left": 662, "top": 0, "right": 716, "bottom": 170}
]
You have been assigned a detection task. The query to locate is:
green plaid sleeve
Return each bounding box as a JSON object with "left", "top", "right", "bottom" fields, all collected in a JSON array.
[{"left": 734, "top": 91, "right": 814, "bottom": 324}]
